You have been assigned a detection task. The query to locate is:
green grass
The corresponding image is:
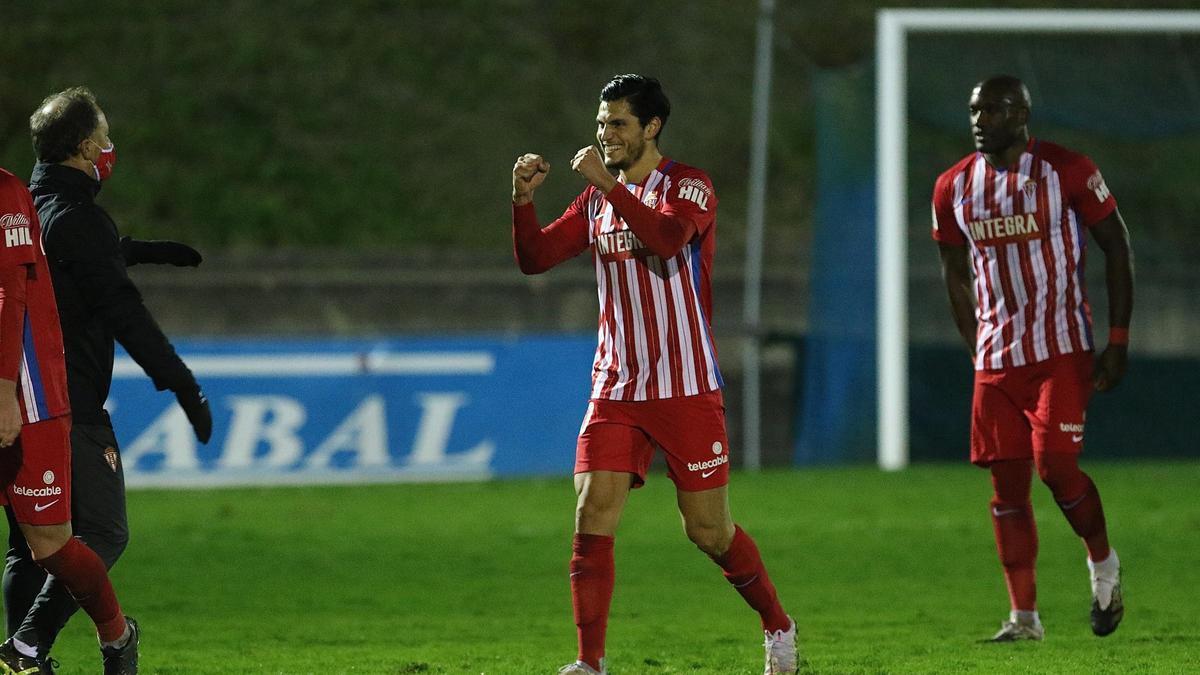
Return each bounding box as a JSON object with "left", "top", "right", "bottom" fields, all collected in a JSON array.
[{"left": 39, "top": 461, "right": 1200, "bottom": 673}]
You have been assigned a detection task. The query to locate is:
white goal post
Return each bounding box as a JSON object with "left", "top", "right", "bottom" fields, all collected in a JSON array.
[{"left": 875, "top": 9, "right": 1200, "bottom": 471}]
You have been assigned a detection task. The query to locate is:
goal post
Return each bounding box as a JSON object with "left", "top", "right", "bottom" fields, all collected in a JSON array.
[{"left": 874, "top": 9, "right": 1200, "bottom": 471}]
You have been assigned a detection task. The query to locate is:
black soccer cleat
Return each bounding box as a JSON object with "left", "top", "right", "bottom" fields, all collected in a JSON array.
[
  {"left": 101, "top": 616, "right": 139, "bottom": 675},
  {"left": 0, "top": 638, "right": 49, "bottom": 675},
  {"left": 1091, "top": 581, "right": 1124, "bottom": 637}
]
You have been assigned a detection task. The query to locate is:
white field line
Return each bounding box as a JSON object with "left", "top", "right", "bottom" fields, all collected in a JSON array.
[{"left": 112, "top": 351, "right": 496, "bottom": 378}]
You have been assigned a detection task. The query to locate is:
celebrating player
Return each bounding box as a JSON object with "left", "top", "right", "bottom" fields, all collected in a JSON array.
[
  {"left": 511, "top": 74, "right": 798, "bottom": 675},
  {"left": 932, "top": 75, "right": 1133, "bottom": 641},
  {"left": 0, "top": 165, "right": 139, "bottom": 674}
]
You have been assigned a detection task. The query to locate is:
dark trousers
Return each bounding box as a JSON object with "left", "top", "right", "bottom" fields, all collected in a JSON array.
[{"left": 3, "top": 422, "right": 128, "bottom": 654}]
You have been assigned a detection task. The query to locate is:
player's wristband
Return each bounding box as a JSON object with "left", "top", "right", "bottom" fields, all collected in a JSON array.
[{"left": 1108, "top": 327, "right": 1129, "bottom": 346}]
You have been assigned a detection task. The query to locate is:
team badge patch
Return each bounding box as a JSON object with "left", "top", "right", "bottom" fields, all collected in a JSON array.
[
  {"left": 104, "top": 447, "right": 119, "bottom": 473},
  {"left": 1022, "top": 179, "right": 1037, "bottom": 201},
  {"left": 676, "top": 178, "right": 711, "bottom": 211},
  {"left": 1087, "top": 171, "right": 1112, "bottom": 202}
]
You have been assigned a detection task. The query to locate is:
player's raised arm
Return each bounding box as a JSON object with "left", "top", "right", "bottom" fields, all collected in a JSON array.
[
  {"left": 607, "top": 175, "right": 704, "bottom": 259},
  {"left": 1089, "top": 209, "right": 1134, "bottom": 392},
  {"left": 570, "top": 144, "right": 704, "bottom": 259},
  {"left": 511, "top": 153, "right": 589, "bottom": 275},
  {"left": 512, "top": 153, "right": 549, "bottom": 206}
]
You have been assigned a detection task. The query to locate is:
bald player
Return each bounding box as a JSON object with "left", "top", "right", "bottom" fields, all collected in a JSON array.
[{"left": 931, "top": 75, "right": 1133, "bottom": 642}]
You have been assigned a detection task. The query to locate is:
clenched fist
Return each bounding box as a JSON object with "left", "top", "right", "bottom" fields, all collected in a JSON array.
[
  {"left": 513, "top": 153, "right": 550, "bottom": 205},
  {"left": 571, "top": 146, "right": 617, "bottom": 192}
]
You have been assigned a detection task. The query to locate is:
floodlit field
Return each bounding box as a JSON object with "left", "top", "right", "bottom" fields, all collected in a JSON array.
[{"left": 39, "top": 462, "right": 1200, "bottom": 673}]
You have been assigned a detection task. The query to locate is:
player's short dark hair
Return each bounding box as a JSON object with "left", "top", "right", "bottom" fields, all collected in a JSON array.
[
  {"left": 977, "top": 74, "right": 1032, "bottom": 112},
  {"left": 30, "top": 86, "right": 102, "bottom": 163},
  {"left": 600, "top": 74, "right": 670, "bottom": 141}
]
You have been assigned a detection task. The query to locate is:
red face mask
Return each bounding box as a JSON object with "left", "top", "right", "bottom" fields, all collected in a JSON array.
[{"left": 92, "top": 142, "right": 116, "bottom": 181}]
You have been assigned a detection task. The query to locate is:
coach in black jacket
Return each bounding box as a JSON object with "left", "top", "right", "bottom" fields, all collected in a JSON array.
[{"left": 3, "top": 86, "right": 211, "bottom": 666}]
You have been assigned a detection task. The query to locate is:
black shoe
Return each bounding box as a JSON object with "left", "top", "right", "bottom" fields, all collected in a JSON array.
[
  {"left": 101, "top": 616, "right": 139, "bottom": 675},
  {"left": 0, "top": 639, "right": 49, "bottom": 675},
  {"left": 1091, "top": 579, "right": 1124, "bottom": 637}
]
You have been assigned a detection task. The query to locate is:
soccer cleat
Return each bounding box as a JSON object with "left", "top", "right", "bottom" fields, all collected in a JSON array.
[
  {"left": 0, "top": 639, "right": 47, "bottom": 675},
  {"left": 763, "top": 617, "right": 799, "bottom": 674},
  {"left": 1089, "top": 555, "right": 1124, "bottom": 637},
  {"left": 100, "top": 616, "right": 139, "bottom": 675},
  {"left": 556, "top": 658, "right": 605, "bottom": 674},
  {"left": 987, "top": 617, "right": 1044, "bottom": 642}
]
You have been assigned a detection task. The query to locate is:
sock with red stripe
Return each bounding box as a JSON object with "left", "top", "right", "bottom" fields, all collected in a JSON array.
[
  {"left": 35, "top": 538, "right": 126, "bottom": 642},
  {"left": 711, "top": 525, "right": 790, "bottom": 633},
  {"left": 990, "top": 460, "right": 1038, "bottom": 611},
  {"left": 570, "top": 533, "right": 614, "bottom": 671},
  {"left": 1036, "top": 453, "right": 1111, "bottom": 561}
]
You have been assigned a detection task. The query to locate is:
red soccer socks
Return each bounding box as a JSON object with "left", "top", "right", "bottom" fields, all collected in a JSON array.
[
  {"left": 711, "top": 525, "right": 790, "bottom": 633},
  {"left": 570, "top": 533, "right": 614, "bottom": 671},
  {"left": 36, "top": 537, "right": 126, "bottom": 642},
  {"left": 990, "top": 460, "right": 1038, "bottom": 611},
  {"left": 1036, "top": 453, "right": 1111, "bottom": 562}
]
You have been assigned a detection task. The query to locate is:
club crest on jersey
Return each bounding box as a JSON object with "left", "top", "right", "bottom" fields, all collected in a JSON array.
[
  {"left": 104, "top": 447, "right": 120, "bottom": 473},
  {"left": 966, "top": 212, "right": 1042, "bottom": 247},
  {"left": 676, "top": 178, "right": 710, "bottom": 212},
  {"left": 1022, "top": 180, "right": 1037, "bottom": 201},
  {"left": 0, "top": 213, "right": 32, "bottom": 248},
  {"left": 644, "top": 191, "right": 658, "bottom": 208}
]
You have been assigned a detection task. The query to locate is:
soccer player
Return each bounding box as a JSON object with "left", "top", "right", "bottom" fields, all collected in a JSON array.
[
  {"left": 932, "top": 75, "right": 1133, "bottom": 641},
  {"left": 511, "top": 74, "right": 798, "bottom": 675},
  {"left": 0, "top": 164, "right": 140, "bottom": 674}
]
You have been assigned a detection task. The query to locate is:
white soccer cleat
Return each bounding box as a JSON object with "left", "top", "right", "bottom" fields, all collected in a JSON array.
[
  {"left": 987, "top": 616, "right": 1044, "bottom": 642},
  {"left": 1088, "top": 549, "right": 1124, "bottom": 636},
  {"left": 763, "top": 617, "right": 799, "bottom": 674},
  {"left": 557, "top": 658, "right": 606, "bottom": 675}
]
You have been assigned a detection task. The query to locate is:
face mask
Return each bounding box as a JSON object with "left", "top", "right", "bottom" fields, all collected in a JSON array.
[{"left": 91, "top": 141, "right": 116, "bottom": 181}]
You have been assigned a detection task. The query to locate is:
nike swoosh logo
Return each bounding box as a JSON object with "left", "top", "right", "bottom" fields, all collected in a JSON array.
[
  {"left": 33, "top": 500, "right": 59, "bottom": 512},
  {"left": 1072, "top": 434, "right": 1084, "bottom": 443},
  {"left": 702, "top": 469, "right": 718, "bottom": 478},
  {"left": 992, "top": 506, "right": 1020, "bottom": 517}
]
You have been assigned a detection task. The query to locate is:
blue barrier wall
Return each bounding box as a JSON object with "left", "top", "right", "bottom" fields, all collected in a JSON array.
[
  {"left": 108, "top": 336, "right": 595, "bottom": 487},
  {"left": 795, "top": 65, "right": 878, "bottom": 464}
]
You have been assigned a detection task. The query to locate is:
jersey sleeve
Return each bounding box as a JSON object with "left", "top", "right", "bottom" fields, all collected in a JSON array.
[
  {"left": 0, "top": 180, "right": 37, "bottom": 268},
  {"left": 0, "top": 177, "right": 34, "bottom": 382},
  {"left": 605, "top": 166, "right": 717, "bottom": 259},
  {"left": 664, "top": 167, "right": 717, "bottom": 236},
  {"left": 1060, "top": 153, "right": 1117, "bottom": 227},
  {"left": 512, "top": 190, "right": 591, "bottom": 274},
  {"left": 931, "top": 170, "right": 966, "bottom": 246}
]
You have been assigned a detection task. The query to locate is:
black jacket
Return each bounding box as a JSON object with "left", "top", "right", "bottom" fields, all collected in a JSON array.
[{"left": 28, "top": 163, "right": 198, "bottom": 426}]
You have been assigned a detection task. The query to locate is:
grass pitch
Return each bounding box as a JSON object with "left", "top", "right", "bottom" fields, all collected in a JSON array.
[{"left": 39, "top": 461, "right": 1200, "bottom": 673}]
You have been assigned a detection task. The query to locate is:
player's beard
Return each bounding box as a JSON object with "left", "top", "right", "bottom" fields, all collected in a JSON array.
[
  {"left": 975, "top": 133, "right": 1009, "bottom": 154},
  {"left": 605, "top": 138, "right": 645, "bottom": 171}
]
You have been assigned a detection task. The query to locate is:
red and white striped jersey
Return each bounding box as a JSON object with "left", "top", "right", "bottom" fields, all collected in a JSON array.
[
  {"left": 0, "top": 168, "right": 70, "bottom": 424},
  {"left": 932, "top": 138, "right": 1117, "bottom": 371},
  {"left": 512, "top": 157, "right": 723, "bottom": 400}
]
